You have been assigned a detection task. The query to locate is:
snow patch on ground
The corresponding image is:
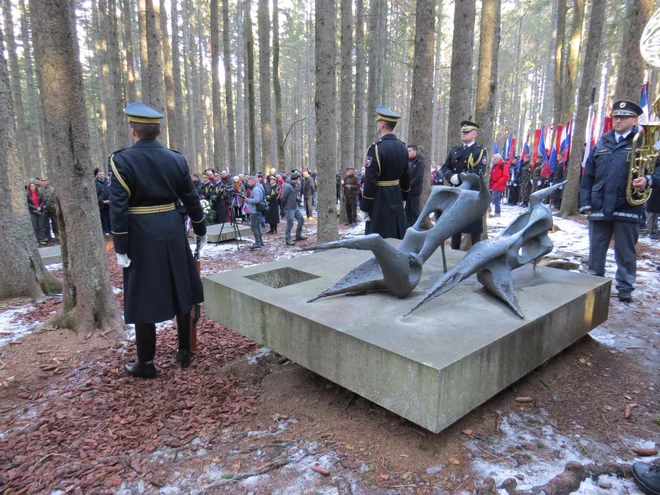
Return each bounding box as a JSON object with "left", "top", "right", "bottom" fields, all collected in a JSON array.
[
  {"left": 0, "top": 307, "right": 38, "bottom": 348},
  {"left": 466, "top": 411, "right": 639, "bottom": 492},
  {"left": 123, "top": 320, "right": 175, "bottom": 342},
  {"left": 45, "top": 263, "right": 63, "bottom": 271}
]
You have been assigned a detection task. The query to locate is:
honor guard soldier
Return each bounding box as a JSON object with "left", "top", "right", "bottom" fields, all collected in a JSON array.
[
  {"left": 580, "top": 99, "right": 660, "bottom": 302},
  {"left": 109, "top": 102, "right": 208, "bottom": 378},
  {"left": 441, "top": 120, "right": 488, "bottom": 249},
  {"left": 359, "top": 105, "right": 411, "bottom": 239}
]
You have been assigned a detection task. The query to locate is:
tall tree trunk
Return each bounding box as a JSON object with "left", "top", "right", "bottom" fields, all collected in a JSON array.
[
  {"left": 272, "top": 0, "right": 284, "bottom": 171},
  {"left": 305, "top": 10, "right": 316, "bottom": 173},
  {"left": 246, "top": 0, "right": 257, "bottom": 173},
  {"left": 170, "top": 0, "right": 185, "bottom": 153},
  {"left": 211, "top": 0, "right": 222, "bottom": 169},
  {"left": 145, "top": 0, "right": 166, "bottom": 142},
  {"left": 160, "top": 0, "right": 179, "bottom": 150},
  {"left": 615, "top": 0, "right": 653, "bottom": 100},
  {"left": 121, "top": 0, "right": 137, "bottom": 103},
  {"left": 353, "top": 0, "right": 366, "bottom": 169},
  {"left": 446, "top": 0, "right": 476, "bottom": 147},
  {"left": 474, "top": 0, "right": 501, "bottom": 153},
  {"left": 182, "top": 0, "right": 196, "bottom": 169},
  {"left": 3, "top": 0, "right": 31, "bottom": 175},
  {"left": 235, "top": 0, "right": 245, "bottom": 174},
  {"left": 561, "top": 0, "right": 584, "bottom": 123},
  {"left": 553, "top": 0, "right": 566, "bottom": 125},
  {"left": 223, "top": 0, "right": 237, "bottom": 171},
  {"left": 17, "top": 0, "right": 44, "bottom": 177},
  {"left": 366, "top": 0, "right": 381, "bottom": 141},
  {"left": 107, "top": 0, "right": 124, "bottom": 150},
  {"left": 0, "top": 26, "right": 60, "bottom": 299},
  {"left": 258, "top": 0, "right": 272, "bottom": 175},
  {"left": 561, "top": 0, "right": 606, "bottom": 217},
  {"left": 30, "top": 0, "right": 123, "bottom": 337},
  {"left": 338, "top": 0, "right": 353, "bottom": 221},
  {"left": 315, "top": 0, "right": 338, "bottom": 242},
  {"left": 409, "top": 0, "right": 436, "bottom": 214},
  {"left": 92, "top": 0, "right": 109, "bottom": 168},
  {"left": 138, "top": 0, "right": 150, "bottom": 102}
]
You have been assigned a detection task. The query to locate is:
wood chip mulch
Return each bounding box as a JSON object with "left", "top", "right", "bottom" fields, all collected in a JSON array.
[{"left": 0, "top": 318, "right": 260, "bottom": 494}]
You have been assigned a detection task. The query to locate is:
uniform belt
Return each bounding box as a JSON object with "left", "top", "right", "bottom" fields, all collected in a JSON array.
[
  {"left": 376, "top": 180, "right": 399, "bottom": 187},
  {"left": 128, "top": 203, "right": 176, "bottom": 214}
]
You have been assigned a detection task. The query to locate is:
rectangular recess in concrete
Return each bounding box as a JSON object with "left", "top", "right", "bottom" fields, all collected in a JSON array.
[
  {"left": 204, "top": 244, "right": 611, "bottom": 433},
  {"left": 245, "top": 267, "right": 320, "bottom": 289}
]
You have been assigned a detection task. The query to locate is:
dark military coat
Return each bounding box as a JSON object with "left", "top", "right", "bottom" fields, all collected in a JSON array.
[
  {"left": 519, "top": 160, "right": 532, "bottom": 203},
  {"left": 580, "top": 127, "right": 660, "bottom": 223},
  {"left": 359, "top": 133, "right": 411, "bottom": 239},
  {"left": 109, "top": 139, "right": 206, "bottom": 324},
  {"left": 441, "top": 142, "right": 488, "bottom": 234}
]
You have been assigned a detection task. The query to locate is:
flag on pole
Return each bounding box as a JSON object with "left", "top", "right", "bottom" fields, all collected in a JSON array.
[
  {"left": 640, "top": 82, "right": 651, "bottom": 124},
  {"left": 582, "top": 109, "right": 595, "bottom": 169},
  {"left": 508, "top": 137, "right": 516, "bottom": 164},
  {"left": 560, "top": 121, "right": 571, "bottom": 166},
  {"left": 493, "top": 142, "right": 499, "bottom": 155},
  {"left": 531, "top": 129, "right": 541, "bottom": 168},
  {"left": 520, "top": 141, "right": 530, "bottom": 164}
]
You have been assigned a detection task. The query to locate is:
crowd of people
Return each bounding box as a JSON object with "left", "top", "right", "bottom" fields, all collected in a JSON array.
[{"left": 25, "top": 177, "right": 58, "bottom": 244}]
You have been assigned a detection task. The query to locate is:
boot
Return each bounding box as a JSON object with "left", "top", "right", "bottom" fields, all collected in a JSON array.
[
  {"left": 175, "top": 313, "right": 192, "bottom": 368},
  {"left": 125, "top": 323, "right": 157, "bottom": 379},
  {"left": 633, "top": 461, "right": 660, "bottom": 495}
]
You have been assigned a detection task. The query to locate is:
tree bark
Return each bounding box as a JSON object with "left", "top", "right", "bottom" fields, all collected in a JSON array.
[
  {"left": 315, "top": 0, "right": 338, "bottom": 242},
  {"left": 409, "top": 0, "right": 436, "bottom": 216},
  {"left": 246, "top": 0, "right": 257, "bottom": 173},
  {"left": 30, "top": 0, "right": 123, "bottom": 337},
  {"left": 614, "top": 0, "right": 653, "bottom": 100},
  {"left": 182, "top": 0, "right": 196, "bottom": 169},
  {"left": 211, "top": 0, "right": 223, "bottom": 169},
  {"left": 353, "top": 0, "right": 366, "bottom": 169},
  {"left": 272, "top": 0, "right": 284, "bottom": 171},
  {"left": 562, "top": 0, "right": 584, "bottom": 123},
  {"left": 553, "top": 0, "right": 566, "bottom": 125},
  {"left": 235, "top": 0, "right": 245, "bottom": 174},
  {"left": 561, "top": 0, "right": 606, "bottom": 217},
  {"left": 107, "top": 0, "right": 125, "bottom": 151},
  {"left": 338, "top": 0, "right": 354, "bottom": 221},
  {"left": 138, "top": 0, "right": 150, "bottom": 102},
  {"left": 474, "top": 0, "right": 500, "bottom": 153},
  {"left": 160, "top": 0, "right": 179, "bottom": 151},
  {"left": 170, "top": 0, "right": 185, "bottom": 153},
  {"left": 366, "top": 0, "right": 381, "bottom": 141},
  {"left": 3, "top": 0, "right": 31, "bottom": 175},
  {"left": 0, "top": 26, "right": 60, "bottom": 299},
  {"left": 121, "top": 0, "right": 137, "bottom": 103},
  {"left": 145, "top": 0, "right": 166, "bottom": 142},
  {"left": 446, "top": 0, "right": 476, "bottom": 147},
  {"left": 258, "top": 0, "right": 272, "bottom": 175},
  {"left": 223, "top": 0, "right": 237, "bottom": 171}
]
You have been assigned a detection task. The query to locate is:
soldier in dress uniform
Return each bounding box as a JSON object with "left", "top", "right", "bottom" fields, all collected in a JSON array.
[
  {"left": 441, "top": 120, "right": 489, "bottom": 249},
  {"left": 359, "top": 105, "right": 411, "bottom": 239},
  {"left": 109, "top": 103, "right": 208, "bottom": 379}
]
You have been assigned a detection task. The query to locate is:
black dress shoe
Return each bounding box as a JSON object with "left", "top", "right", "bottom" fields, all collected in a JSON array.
[
  {"left": 633, "top": 461, "right": 660, "bottom": 495},
  {"left": 124, "top": 361, "right": 157, "bottom": 379},
  {"left": 176, "top": 349, "right": 192, "bottom": 368}
]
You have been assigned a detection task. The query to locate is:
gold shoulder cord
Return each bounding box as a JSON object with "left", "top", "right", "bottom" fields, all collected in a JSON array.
[
  {"left": 375, "top": 144, "right": 382, "bottom": 176},
  {"left": 468, "top": 149, "right": 484, "bottom": 170},
  {"left": 109, "top": 155, "right": 131, "bottom": 197}
]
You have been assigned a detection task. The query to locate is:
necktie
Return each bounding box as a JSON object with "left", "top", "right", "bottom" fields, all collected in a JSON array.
[{"left": 616, "top": 135, "right": 621, "bottom": 143}]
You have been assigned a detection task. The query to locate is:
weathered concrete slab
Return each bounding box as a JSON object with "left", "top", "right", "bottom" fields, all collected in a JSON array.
[
  {"left": 204, "top": 245, "right": 610, "bottom": 433},
  {"left": 39, "top": 245, "right": 62, "bottom": 265},
  {"left": 189, "top": 224, "right": 251, "bottom": 243}
]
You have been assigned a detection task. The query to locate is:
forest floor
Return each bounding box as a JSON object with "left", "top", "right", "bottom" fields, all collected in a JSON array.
[{"left": 1, "top": 205, "right": 659, "bottom": 495}]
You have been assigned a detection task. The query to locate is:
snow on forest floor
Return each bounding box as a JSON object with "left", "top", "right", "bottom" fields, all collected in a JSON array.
[{"left": 1, "top": 205, "right": 659, "bottom": 494}]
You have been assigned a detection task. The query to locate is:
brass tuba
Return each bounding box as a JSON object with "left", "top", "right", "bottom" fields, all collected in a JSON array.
[{"left": 627, "top": 11, "right": 660, "bottom": 207}]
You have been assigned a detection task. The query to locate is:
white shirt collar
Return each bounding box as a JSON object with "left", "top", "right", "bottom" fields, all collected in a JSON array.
[
  {"left": 615, "top": 130, "right": 632, "bottom": 141},
  {"left": 463, "top": 141, "right": 475, "bottom": 148}
]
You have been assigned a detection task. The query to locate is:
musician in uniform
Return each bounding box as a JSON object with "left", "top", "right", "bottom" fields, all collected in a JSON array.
[
  {"left": 109, "top": 103, "right": 207, "bottom": 378},
  {"left": 441, "top": 120, "right": 488, "bottom": 249},
  {"left": 359, "top": 106, "right": 411, "bottom": 239},
  {"left": 580, "top": 100, "right": 660, "bottom": 302}
]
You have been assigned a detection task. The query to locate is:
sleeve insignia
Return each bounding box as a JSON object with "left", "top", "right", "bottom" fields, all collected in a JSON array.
[
  {"left": 482, "top": 155, "right": 488, "bottom": 165},
  {"left": 365, "top": 156, "right": 373, "bottom": 167}
]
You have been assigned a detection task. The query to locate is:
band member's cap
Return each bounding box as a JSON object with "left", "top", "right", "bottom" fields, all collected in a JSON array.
[
  {"left": 460, "top": 120, "right": 480, "bottom": 132},
  {"left": 124, "top": 102, "right": 164, "bottom": 124},
  {"left": 611, "top": 100, "right": 643, "bottom": 117},
  {"left": 376, "top": 105, "right": 402, "bottom": 122}
]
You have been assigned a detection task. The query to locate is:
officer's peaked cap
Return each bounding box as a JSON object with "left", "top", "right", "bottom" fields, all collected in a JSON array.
[
  {"left": 611, "top": 100, "right": 643, "bottom": 117},
  {"left": 376, "top": 105, "right": 401, "bottom": 122},
  {"left": 460, "top": 120, "right": 479, "bottom": 132},
  {"left": 125, "top": 102, "right": 164, "bottom": 124}
]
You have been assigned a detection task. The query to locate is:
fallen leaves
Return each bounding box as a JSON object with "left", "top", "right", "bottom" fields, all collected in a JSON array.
[
  {"left": 311, "top": 466, "right": 331, "bottom": 476},
  {"left": 631, "top": 447, "right": 658, "bottom": 456},
  {"left": 449, "top": 457, "right": 460, "bottom": 465},
  {"left": 624, "top": 403, "right": 637, "bottom": 419}
]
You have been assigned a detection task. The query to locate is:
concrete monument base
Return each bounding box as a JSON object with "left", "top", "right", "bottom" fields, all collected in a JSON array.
[
  {"left": 203, "top": 244, "right": 610, "bottom": 433},
  {"left": 39, "top": 245, "right": 62, "bottom": 265}
]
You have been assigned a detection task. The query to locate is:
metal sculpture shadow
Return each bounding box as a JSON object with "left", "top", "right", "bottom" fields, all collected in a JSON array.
[
  {"left": 404, "top": 181, "right": 567, "bottom": 318},
  {"left": 302, "top": 174, "right": 491, "bottom": 301}
]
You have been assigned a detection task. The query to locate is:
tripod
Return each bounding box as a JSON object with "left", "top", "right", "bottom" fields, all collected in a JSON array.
[{"left": 218, "top": 198, "right": 243, "bottom": 250}]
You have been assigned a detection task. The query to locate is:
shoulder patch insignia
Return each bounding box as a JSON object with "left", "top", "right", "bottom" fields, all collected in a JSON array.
[
  {"left": 365, "top": 156, "right": 373, "bottom": 167},
  {"left": 482, "top": 155, "right": 488, "bottom": 165}
]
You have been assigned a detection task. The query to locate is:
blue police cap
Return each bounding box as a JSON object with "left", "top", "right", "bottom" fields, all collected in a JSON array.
[
  {"left": 376, "top": 105, "right": 401, "bottom": 122},
  {"left": 124, "top": 102, "right": 164, "bottom": 124},
  {"left": 611, "top": 100, "right": 643, "bottom": 117}
]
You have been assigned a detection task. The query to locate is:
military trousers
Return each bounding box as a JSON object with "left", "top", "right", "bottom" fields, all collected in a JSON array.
[{"left": 588, "top": 220, "right": 639, "bottom": 293}]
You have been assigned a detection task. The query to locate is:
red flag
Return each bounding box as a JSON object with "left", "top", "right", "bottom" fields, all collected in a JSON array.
[{"left": 530, "top": 129, "right": 541, "bottom": 170}]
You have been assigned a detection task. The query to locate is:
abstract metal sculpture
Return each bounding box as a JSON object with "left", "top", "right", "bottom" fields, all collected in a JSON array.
[
  {"left": 404, "top": 182, "right": 566, "bottom": 318},
  {"left": 303, "top": 174, "right": 490, "bottom": 301}
]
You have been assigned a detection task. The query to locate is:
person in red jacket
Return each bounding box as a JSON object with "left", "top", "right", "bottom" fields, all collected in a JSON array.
[{"left": 489, "top": 154, "right": 510, "bottom": 217}]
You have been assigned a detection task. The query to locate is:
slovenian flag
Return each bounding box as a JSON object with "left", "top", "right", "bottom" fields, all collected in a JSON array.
[
  {"left": 640, "top": 82, "right": 650, "bottom": 124},
  {"left": 493, "top": 142, "right": 499, "bottom": 155},
  {"left": 520, "top": 141, "right": 530, "bottom": 164},
  {"left": 560, "top": 122, "right": 571, "bottom": 167}
]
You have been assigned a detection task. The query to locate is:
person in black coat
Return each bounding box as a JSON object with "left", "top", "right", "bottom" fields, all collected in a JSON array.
[
  {"left": 359, "top": 106, "right": 411, "bottom": 239},
  {"left": 644, "top": 160, "right": 660, "bottom": 240},
  {"left": 27, "top": 182, "right": 47, "bottom": 244},
  {"left": 580, "top": 100, "right": 660, "bottom": 302},
  {"left": 405, "top": 145, "right": 425, "bottom": 227},
  {"left": 265, "top": 175, "right": 281, "bottom": 233},
  {"left": 109, "top": 103, "right": 207, "bottom": 378},
  {"left": 95, "top": 168, "right": 111, "bottom": 235},
  {"left": 441, "top": 120, "right": 488, "bottom": 249}
]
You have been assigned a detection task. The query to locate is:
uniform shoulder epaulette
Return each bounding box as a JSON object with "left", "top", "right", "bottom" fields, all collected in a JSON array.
[
  {"left": 109, "top": 148, "right": 126, "bottom": 157},
  {"left": 169, "top": 148, "right": 182, "bottom": 155}
]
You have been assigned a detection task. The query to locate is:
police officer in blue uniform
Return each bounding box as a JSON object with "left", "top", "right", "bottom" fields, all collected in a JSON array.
[
  {"left": 359, "top": 106, "right": 411, "bottom": 239},
  {"left": 109, "top": 103, "right": 207, "bottom": 378},
  {"left": 441, "top": 120, "right": 489, "bottom": 249},
  {"left": 580, "top": 100, "right": 660, "bottom": 302}
]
